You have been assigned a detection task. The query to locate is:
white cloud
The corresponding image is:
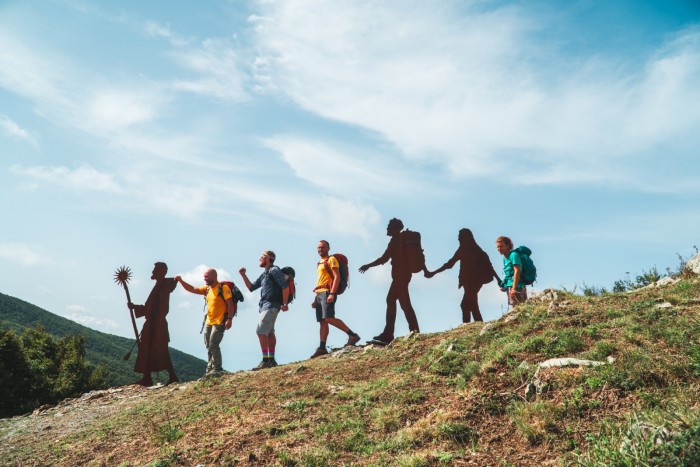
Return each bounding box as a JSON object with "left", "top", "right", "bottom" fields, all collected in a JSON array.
[
  {"left": 262, "top": 136, "right": 422, "bottom": 195},
  {"left": 143, "top": 20, "right": 189, "bottom": 47},
  {"left": 11, "top": 164, "right": 123, "bottom": 193},
  {"left": 63, "top": 304, "right": 120, "bottom": 330},
  {"left": 145, "top": 182, "right": 209, "bottom": 219},
  {"left": 177, "top": 264, "right": 233, "bottom": 287},
  {"left": 223, "top": 181, "right": 382, "bottom": 240},
  {"left": 0, "top": 30, "right": 69, "bottom": 106},
  {"left": 0, "top": 243, "right": 50, "bottom": 267},
  {"left": 0, "top": 115, "right": 38, "bottom": 146},
  {"left": 252, "top": 1, "right": 700, "bottom": 189},
  {"left": 86, "top": 88, "right": 163, "bottom": 130},
  {"left": 170, "top": 39, "right": 248, "bottom": 101}
]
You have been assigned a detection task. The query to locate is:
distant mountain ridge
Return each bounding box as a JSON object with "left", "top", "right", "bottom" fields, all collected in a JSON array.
[{"left": 0, "top": 292, "right": 206, "bottom": 386}]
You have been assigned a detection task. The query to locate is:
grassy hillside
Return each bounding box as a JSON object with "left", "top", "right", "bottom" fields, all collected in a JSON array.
[
  {"left": 1, "top": 276, "right": 699, "bottom": 465},
  {"left": 0, "top": 292, "right": 206, "bottom": 386}
]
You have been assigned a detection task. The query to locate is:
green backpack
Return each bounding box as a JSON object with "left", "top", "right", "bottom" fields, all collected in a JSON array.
[{"left": 514, "top": 246, "right": 537, "bottom": 285}]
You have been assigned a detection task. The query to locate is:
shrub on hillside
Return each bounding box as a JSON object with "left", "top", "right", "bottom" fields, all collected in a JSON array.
[{"left": 0, "top": 324, "right": 108, "bottom": 418}]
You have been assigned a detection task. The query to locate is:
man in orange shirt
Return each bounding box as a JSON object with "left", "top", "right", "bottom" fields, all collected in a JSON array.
[
  {"left": 310, "top": 240, "right": 360, "bottom": 358},
  {"left": 176, "top": 268, "right": 235, "bottom": 378}
]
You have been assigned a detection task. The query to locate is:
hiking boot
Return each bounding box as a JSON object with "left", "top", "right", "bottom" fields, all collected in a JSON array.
[
  {"left": 310, "top": 347, "right": 329, "bottom": 358},
  {"left": 345, "top": 334, "right": 361, "bottom": 347},
  {"left": 251, "top": 360, "right": 273, "bottom": 371},
  {"left": 198, "top": 370, "right": 223, "bottom": 381},
  {"left": 371, "top": 334, "right": 393, "bottom": 346},
  {"left": 269, "top": 359, "right": 279, "bottom": 367}
]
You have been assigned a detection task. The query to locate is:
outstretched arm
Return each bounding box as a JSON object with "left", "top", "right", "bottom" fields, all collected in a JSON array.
[
  {"left": 359, "top": 246, "right": 391, "bottom": 273},
  {"left": 175, "top": 276, "right": 204, "bottom": 295},
  {"left": 492, "top": 265, "right": 502, "bottom": 287},
  {"left": 426, "top": 251, "right": 459, "bottom": 278}
]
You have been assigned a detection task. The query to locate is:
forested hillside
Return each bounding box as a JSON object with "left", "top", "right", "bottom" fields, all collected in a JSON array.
[{"left": 0, "top": 292, "right": 206, "bottom": 388}]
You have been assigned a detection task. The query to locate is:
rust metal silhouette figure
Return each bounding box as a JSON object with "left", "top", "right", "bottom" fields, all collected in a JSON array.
[
  {"left": 425, "top": 228, "right": 501, "bottom": 323},
  {"left": 359, "top": 218, "right": 426, "bottom": 345},
  {"left": 127, "top": 262, "right": 179, "bottom": 386}
]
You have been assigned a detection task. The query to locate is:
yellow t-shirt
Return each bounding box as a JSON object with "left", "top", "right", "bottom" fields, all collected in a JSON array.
[
  {"left": 316, "top": 256, "right": 339, "bottom": 292},
  {"left": 197, "top": 283, "right": 233, "bottom": 325}
]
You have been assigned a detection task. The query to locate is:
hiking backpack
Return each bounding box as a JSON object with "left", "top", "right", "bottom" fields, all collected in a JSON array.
[
  {"left": 218, "top": 281, "right": 245, "bottom": 304},
  {"left": 514, "top": 246, "right": 537, "bottom": 285},
  {"left": 280, "top": 266, "right": 296, "bottom": 304},
  {"left": 322, "top": 254, "right": 349, "bottom": 294},
  {"left": 401, "top": 230, "right": 426, "bottom": 274},
  {"left": 476, "top": 250, "right": 496, "bottom": 285}
]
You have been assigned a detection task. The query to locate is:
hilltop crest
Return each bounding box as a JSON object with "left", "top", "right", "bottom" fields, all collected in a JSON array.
[{"left": 2, "top": 264, "right": 700, "bottom": 465}]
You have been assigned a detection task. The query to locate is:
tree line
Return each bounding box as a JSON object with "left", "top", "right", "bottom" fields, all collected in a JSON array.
[{"left": 0, "top": 324, "right": 108, "bottom": 418}]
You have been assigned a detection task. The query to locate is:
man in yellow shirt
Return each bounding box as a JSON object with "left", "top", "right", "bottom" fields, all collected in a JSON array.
[
  {"left": 176, "top": 268, "right": 235, "bottom": 378},
  {"left": 310, "top": 240, "right": 360, "bottom": 358}
]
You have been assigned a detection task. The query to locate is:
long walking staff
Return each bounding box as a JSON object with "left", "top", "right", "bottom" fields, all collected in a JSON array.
[{"left": 114, "top": 266, "right": 140, "bottom": 360}]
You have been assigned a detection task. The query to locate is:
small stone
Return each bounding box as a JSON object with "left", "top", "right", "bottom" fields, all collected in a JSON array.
[{"left": 525, "top": 384, "right": 537, "bottom": 401}]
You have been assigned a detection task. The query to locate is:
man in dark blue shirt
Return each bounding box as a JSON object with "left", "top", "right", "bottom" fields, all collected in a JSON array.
[{"left": 240, "top": 250, "right": 289, "bottom": 370}]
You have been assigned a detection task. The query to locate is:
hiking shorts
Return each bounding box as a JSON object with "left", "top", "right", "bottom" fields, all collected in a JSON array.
[
  {"left": 315, "top": 291, "right": 336, "bottom": 322},
  {"left": 508, "top": 287, "right": 527, "bottom": 306},
  {"left": 256, "top": 308, "right": 280, "bottom": 335}
]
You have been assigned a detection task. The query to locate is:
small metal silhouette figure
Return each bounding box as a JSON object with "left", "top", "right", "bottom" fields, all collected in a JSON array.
[
  {"left": 126, "top": 262, "right": 179, "bottom": 386},
  {"left": 425, "top": 228, "right": 501, "bottom": 323},
  {"left": 359, "top": 218, "right": 426, "bottom": 345}
]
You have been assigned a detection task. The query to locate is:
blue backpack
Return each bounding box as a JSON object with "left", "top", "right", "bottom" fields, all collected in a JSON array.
[{"left": 514, "top": 246, "right": 537, "bottom": 285}]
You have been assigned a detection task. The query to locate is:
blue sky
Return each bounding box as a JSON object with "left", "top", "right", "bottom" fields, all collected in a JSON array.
[{"left": 1, "top": 0, "right": 699, "bottom": 373}]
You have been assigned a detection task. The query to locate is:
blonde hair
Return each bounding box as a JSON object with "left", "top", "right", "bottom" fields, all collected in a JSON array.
[{"left": 496, "top": 236, "right": 513, "bottom": 249}]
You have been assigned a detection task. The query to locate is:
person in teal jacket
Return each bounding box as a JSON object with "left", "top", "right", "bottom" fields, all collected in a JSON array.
[{"left": 496, "top": 236, "right": 527, "bottom": 306}]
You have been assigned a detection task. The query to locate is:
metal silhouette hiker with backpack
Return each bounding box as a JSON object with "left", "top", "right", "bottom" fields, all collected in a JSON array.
[
  {"left": 496, "top": 236, "right": 537, "bottom": 306},
  {"left": 359, "top": 218, "right": 427, "bottom": 345},
  {"left": 426, "top": 229, "right": 501, "bottom": 323},
  {"left": 239, "top": 250, "right": 289, "bottom": 370},
  {"left": 309, "top": 240, "right": 361, "bottom": 358},
  {"left": 176, "top": 268, "right": 236, "bottom": 378}
]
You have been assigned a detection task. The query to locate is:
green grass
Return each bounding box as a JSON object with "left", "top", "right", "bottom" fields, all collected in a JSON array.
[{"left": 3, "top": 273, "right": 700, "bottom": 466}]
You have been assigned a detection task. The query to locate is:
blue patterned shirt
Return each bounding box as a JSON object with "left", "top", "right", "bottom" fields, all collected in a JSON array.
[{"left": 250, "top": 265, "right": 288, "bottom": 310}]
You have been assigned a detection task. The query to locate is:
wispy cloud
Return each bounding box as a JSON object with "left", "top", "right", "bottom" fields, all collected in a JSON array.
[
  {"left": 252, "top": 1, "right": 700, "bottom": 189},
  {"left": 143, "top": 20, "right": 189, "bottom": 47},
  {"left": 222, "top": 181, "right": 381, "bottom": 241},
  {"left": 262, "top": 135, "right": 422, "bottom": 195},
  {"left": 86, "top": 88, "right": 164, "bottom": 131},
  {"left": 11, "top": 164, "right": 123, "bottom": 193},
  {"left": 0, "top": 115, "right": 38, "bottom": 146},
  {"left": 170, "top": 39, "right": 248, "bottom": 101},
  {"left": 0, "top": 243, "right": 50, "bottom": 266}
]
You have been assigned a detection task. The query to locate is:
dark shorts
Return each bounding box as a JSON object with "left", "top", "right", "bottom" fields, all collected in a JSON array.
[{"left": 315, "top": 291, "right": 336, "bottom": 322}]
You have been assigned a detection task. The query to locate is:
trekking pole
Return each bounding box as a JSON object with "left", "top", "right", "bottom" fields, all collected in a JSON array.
[{"left": 114, "top": 266, "right": 141, "bottom": 352}]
